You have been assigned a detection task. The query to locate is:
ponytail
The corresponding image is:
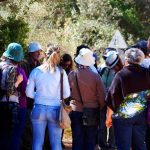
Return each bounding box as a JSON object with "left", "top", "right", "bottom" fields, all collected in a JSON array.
[{"left": 43, "top": 50, "right": 60, "bottom": 72}]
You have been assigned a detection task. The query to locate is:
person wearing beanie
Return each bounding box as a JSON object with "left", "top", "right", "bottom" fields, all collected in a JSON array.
[
  {"left": 106, "top": 48, "right": 150, "bottom": 150},
  {"left": 0, "top": 43, "right": 26, "bottom": 150}
]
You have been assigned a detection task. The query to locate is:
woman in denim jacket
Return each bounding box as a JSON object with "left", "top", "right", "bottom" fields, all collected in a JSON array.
[{"left": 26, "top": 45, "right": 70, "bottom": 150}]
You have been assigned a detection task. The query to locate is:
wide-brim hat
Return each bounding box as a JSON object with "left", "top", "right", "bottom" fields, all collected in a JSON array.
[
  {"left": 28, "top": 42, "right": 42, "bottom": 53},
  {"left": 3, "top": 43, "right": 24, "bottom": 62},
  {"left": 105, "top": 51, "right": 119, "bottom": 68},
  {"left": 75, "top": 48, "right": 95, "bottom": 66}
]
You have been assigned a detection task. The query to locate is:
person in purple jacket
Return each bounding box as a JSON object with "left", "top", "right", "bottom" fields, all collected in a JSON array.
[{"left": 11, "top": 66, "right": 27, "bottom": 150}]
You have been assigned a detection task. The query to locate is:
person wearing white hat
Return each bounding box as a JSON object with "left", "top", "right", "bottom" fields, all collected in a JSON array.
[
  {"left": 74, "top": 45, "right": 98, "bottom": 73},
  {"left": 98, "top": 49, "right": 123, "bottom": 150},
  {"left": 68, "top": 48, "right": 105, "bottom": 150}
]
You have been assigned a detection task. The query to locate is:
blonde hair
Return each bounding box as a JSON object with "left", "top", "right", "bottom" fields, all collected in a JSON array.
[{"left": 43, "top": 45, "right": 60, "bottom": 72}]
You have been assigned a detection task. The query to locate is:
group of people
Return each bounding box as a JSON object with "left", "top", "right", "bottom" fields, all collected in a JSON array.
[{"left": 0, "top": 38, "right": 149, "bottom": 150}]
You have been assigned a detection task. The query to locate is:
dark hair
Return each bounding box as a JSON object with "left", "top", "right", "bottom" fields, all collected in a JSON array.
[
  {"left": 60, "top": 53, "right": 73, "bottom": 74},
  {"left": 114, "top": 57, "right": 123, "bottom": 71},
  {"left": 129, "top": 40, "right": 148, "bottom": 56}
]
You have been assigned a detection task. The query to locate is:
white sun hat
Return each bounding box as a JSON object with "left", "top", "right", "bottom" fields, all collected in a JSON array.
[
  {"left": 28, "top": 42, "right": 42, "bottom": 52},
  {"left": 75, "top": 48, "right": 95, "bottom": 66},
  {"left": 105, "top": 51, "right": 119, "bottom": 68}
]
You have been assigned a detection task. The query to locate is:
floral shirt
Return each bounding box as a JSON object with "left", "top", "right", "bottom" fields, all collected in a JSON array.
[{"left": 113, "top": 90, "right": 150, "bottom": 118}]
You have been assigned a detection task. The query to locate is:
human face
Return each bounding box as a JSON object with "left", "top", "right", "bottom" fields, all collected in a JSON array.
[
  {"left": 30, "top": 50, "right": 42, "bottom": 61},
  {"left": 63, "top": 61, "right": 71, "bottom": 69}
]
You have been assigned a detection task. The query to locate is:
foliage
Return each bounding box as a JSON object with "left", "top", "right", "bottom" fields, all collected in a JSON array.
[
  {"left": 0, "top": 16, "right": 29, "bottom": 54},
  {"left": 0, "top": 0, "right": 149, "bottom": 57},
  {"left": 109, "top": 0, "right": 150, "bottom": 40}
]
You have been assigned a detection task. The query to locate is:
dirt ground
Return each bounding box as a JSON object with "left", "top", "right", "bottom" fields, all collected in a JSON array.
[{"left": 62, "top": 128, "right": 72, "bottom": 150}]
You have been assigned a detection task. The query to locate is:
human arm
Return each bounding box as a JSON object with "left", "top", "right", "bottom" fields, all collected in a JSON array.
[
  {"left": 106, "top": 106, "right": 113, "bottom": 128},
  {"left": 15, "top": 74, "right": 23, "bottom": 88},
  {"left": 96, "top": 75, "right": 106, "bottom": 109},
  {"left": 106, "top": 74, "right": 123, "bottom": 112},
  {"left": 63, "top": 70, "right": 71, "bottom": 99},
  {"left": 25, "top": 69, "right": 36, "bottom": 99}
]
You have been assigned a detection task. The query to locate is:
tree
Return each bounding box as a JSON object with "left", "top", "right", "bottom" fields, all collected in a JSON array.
[
  {"left": 109, "top": 0, "right": 150, "bottom": 40},
  {"left": 0, "top": 16, "right": 29, "bottom": 54}
]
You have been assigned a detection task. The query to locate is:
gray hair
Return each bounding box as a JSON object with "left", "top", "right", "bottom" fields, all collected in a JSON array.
[{"left": 125, "top": 48, "right": 145, "bottom": 64}]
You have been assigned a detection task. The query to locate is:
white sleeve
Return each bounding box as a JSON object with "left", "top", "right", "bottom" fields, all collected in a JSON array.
[
  {"left": 25, "top": 70, "right": 36, "bottom": 99},
  {"left": 63, "top": 70, "right": 70, "bottom": 99}
]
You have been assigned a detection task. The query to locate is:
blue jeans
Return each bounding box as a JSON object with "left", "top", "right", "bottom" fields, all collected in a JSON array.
[
  {"left": 113, "top": 111, "right": 147, "bottom": 150},
  {"left": 31, "top": 104, "right": 62, "bottom": 150},
  {"left": 70, "top": 111, "right": 98, "bottom": 150},
  {"left": 11, "top": 107, "right": 27, "bottom": 150}
]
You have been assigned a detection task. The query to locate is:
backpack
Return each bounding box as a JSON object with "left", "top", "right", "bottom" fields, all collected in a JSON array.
[{"left": 0, "top": 64, "right": 18, "bottom": 101}]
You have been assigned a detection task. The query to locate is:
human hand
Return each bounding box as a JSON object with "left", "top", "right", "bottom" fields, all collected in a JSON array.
[
  {"left": 106, "top": 116, "right": 112, "bottom": 128},
  {"left": 15, "top": 74, "right": 23, "bottom": 87}
]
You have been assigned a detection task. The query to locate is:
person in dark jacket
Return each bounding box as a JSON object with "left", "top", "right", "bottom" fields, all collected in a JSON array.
[
  {"left": 106, "top": 48, "right": 150, "bottom": 150},
  {"left": 20, "top": 42, "right": 44, "bottom": 150},
  {"left": 98, "top": 50, "right": 123, "bottom": 150}
]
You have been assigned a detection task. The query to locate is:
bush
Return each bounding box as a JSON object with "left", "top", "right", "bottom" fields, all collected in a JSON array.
[{"left": 0, "top": 16, "right": 29, "bottom": 55}]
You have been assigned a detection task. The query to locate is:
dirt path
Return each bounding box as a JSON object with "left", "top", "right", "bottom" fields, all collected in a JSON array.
[{"left": 63, "top": 141, "right": 72, "bottom": 150}]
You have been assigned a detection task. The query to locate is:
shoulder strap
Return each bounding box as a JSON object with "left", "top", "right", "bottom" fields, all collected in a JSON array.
[
  {"left": 99, "top": 67, "right": 107, "bottom": 76},
  {"left": 60, "top": 67, "right": 64, "bottom": 100},
  {"left": 75, "top": 71, "right": 83, "bottom": 105}
]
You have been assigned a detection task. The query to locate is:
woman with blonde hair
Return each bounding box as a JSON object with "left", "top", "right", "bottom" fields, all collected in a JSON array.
[{"left": 26, "top": 45, "right": 70, "bottom": 150}]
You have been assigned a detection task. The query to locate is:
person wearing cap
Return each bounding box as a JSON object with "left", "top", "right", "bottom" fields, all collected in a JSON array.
[
  {"left": 106, "top": 48, "right": 150, "bottom": 150},
  {"left": 20, "top": 41, "right": 43, "bottom": 78},
  {"left": 98, "top": 50, "right": 123, "bottom": 150},
  {"left": 68, "top": 48, "right": 105, "bottom": 150},
  {"left": 0, "top": 43, "right": 26, "bottom": 150},
  {"left": 26, "top": 44, "right": 70, "bottom": 150},
  {"left": 20, "top": 41, "right": 44, "bottom": 150}
]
